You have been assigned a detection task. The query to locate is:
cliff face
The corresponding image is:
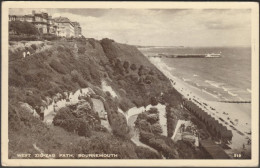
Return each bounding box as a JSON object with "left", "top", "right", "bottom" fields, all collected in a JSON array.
[{"left": 8, "top": 38, "right": 180, "bottom": 158}]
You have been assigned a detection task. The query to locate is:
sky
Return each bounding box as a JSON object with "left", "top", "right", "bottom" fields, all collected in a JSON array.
[{"left": 9, "top": 8, "right": 251, "bottom": 47}]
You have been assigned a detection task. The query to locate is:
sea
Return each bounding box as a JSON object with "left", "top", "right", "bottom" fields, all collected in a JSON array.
[{"left": 139, "top": 46, "right": 251, "bottom": 101}]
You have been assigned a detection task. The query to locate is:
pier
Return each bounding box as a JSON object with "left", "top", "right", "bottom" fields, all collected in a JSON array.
[{"left": 148, "top": 53, "right": 221, "bottom": 58}]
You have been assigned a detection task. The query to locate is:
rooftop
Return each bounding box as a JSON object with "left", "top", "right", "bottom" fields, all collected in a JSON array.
[{"left": 54, "top": 17, "right": 71, "bottom": 23}]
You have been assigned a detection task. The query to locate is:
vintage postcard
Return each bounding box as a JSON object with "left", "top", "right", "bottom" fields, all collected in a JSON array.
[{"left": 1, "top": 1, "right": 259, "bottom": 167}]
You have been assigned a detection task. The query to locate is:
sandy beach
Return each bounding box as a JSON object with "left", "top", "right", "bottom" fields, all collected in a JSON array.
[{"left": 148, "top": 57, "right": 251, "bottom": 157}]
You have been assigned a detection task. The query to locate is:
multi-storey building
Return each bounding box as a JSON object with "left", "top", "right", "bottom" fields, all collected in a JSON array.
[
  {"left": 9, "top": 10, "right": 83, "bottom": 38},
  {"left": 9, "top": 10, "right": 50, "bottom": 34},
  {"left": 54, "top": 17, "right": 75, "bottom": 38},
  {"left": 72, "top": 22, "right": 82, "bottom": 37},
  {"left": 48, "top": 16, "right": 57, "bottom": 35},
  {"left": 32, "top": 10, "right": 48, "bottom": 34}
]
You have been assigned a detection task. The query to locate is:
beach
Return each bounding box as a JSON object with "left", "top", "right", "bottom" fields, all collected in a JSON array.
[{"left": 147, "top": 56, "right": 251, "bottom": 158}]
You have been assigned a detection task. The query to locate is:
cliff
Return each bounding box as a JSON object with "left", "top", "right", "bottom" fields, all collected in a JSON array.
[{"left": 8, "top": 38, "right": 182, "bottom": 158}]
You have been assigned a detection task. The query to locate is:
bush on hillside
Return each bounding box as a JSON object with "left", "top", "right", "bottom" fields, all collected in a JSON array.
[
  {"left": 151, "top": 123, "right": 163, "bottom": 134},
  {"left": 78, "top": 46, "right": 86, "bottom": 54},
  {"left": 139, "top": 131, "right": 179, "bottom": 159},
  {"left": 130, "top": 63, "right": 137, "bottom": 71},
  {"left": 123, "top": 61, "right": 130, "bottom": 70},
  {"left": 49, "top": 60, "right": 67, "bottom": 74},
  {"left": 25, "top": 94, "right": 42, "bottom": 108},
  {"left": 135, "top": 146, "right": 162, "bottom": 159},
  {"left": 9, "top": 34, "right": 39, "bottom": 41},
  {"left": 148, "top": 107, "right": 159, "bottom": 114},
  {"left": 53, "top": 107, "right": 92, "bottom": 137},
  {"left": 147, "top": 114, "right": 159, "bottom": 125},
  {"left": 88, "top": 38, "right": 96, "bottom": 48},
  {"left": 9, "top": 75, "right": 26, "bottom": 87},
  {"left": 150, "top": 97, "right": 158, "bottom": 106},
  {"left": 42, "top": 34, "right": 59, "bottom": 41},
  {"left": 9, "top": 21, "right": 39, "bottom": 35},
  {"left": 31, "top": 44, "right": 37, "bottom": 50}
]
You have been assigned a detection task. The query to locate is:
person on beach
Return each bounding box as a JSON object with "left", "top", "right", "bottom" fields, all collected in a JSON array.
[
  {"left": 26, "top": 51, "right": 31, "bottom": 57},
  {"left": 23, "top": 51, "right": 26, "bottom": 58}
]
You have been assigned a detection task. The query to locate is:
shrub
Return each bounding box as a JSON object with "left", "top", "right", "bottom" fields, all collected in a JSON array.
[
  {"left": 71, "top": 70, "right": 80, "bottom": 82},
  {"left": 147, "top": 114, "right": 159, "bottom": 124},
  {"left": 123, "top": 61, "right": 130, "bottom": 70},
  {"left": 77, "top": 120, "right": 91, "bottom": 137},
  {"left": 78, "top": 46, "right": 86, "bottom": 54},
  {"left": 149, "top": 69, "right": 155, "bottom": 75},
  {"left": 25, "top": 95, "right": 42, "bottom": 108},
  {"left": 88, "top": 38, "right": 96, "bottom": 48},
  {"left": 137, "top": 120, "right": 151, "bottom": 132},
  {"left": 135, "top": 146, "right": 161, "bottom": 159},
  {"left": 57, "top": 45, "right": 64, "bottom": 52},
  {"left": 31, "top": 44, "right": 37, "bottom": 50},
  {"left": 151, "top": 123, "right": 163, "bottom": 134},
  {"left": 150, "top": 97, "right": 158, "bottom": 106},
  {"left": 42, "top": 34, "right": 58, "bottom": 41},
  {"left": 9, "top": 34, "right": 39, "bottom": 41},
  {"left": 9, "top": 21, "right": 39, "bottom": 35},
  {"left": 37, "top": 81, "right": 52, "bottom": 91},
  {"left": 49, "top": 60, "right": 67, "bottom": 74},
  {"left": 130, "top": 63, "right": 137, "bottom": 71},
  {"left": 9, "top": 76, "right": 26, "bottom": 87}
]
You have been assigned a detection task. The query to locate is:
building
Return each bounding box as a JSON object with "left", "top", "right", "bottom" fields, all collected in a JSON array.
[
  {"left": 9, "top": 10, "right": 83, "bottom": 38},
  {"left": 9, "top": 10, "right": 49, "bottom": 34},
  {"left": 72, "top": 22, "right": 82, "bottom": 37},
  {"left": 48, "top": 16, "right": 57, "bottom": 35},
  {"left": 32, "top": 10, "right": 48, "bottom": 34},
  {"left": 54, "top": 17, "right": 75, "bottom": 38}
]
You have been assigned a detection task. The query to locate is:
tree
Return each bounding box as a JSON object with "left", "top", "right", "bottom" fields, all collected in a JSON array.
[
  {"left": 130, "top": 63, "right": 137, "bottom": 71},
  {"left": 123, "top": 61, "right": 130, "bottom": 70},
  {"left": 151, "top": 123, "right": 163, "bottom": 134},
  {"left": 150, "top": 97, "right": 158, "bottom": 106},
  {"left": 9, "top": 21, "right": 39, "bottom": 35},
  {"left": 78, "top": 120, "right": 91, "bottom": 137}
]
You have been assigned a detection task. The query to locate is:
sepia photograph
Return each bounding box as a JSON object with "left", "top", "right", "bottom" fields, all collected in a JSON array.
[{"left": 1, "top": 1, "right": 259, "bottom": 167}]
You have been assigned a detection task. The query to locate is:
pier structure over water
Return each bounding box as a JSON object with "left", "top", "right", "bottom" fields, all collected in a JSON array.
[{"left": 148, "top": 53, "right": 221, "bottom": 58}]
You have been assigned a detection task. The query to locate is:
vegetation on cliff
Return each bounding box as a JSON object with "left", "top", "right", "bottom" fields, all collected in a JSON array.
[{"left": 8, "top": 38, "right": 172, "bottom": 158}]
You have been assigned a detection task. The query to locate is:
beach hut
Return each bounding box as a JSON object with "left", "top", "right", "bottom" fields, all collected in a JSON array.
[
  {"left": 209, "top": 119, "right": 219, "bottom": 135},
  {"left": 197, "top": 107, "right": 204, "bottom": 120},
  {"left": 204, "top": 114, "right": 212, "bottom": 126},
  {"left": 191, "top": 104, "right": 196, "bottom": 112},
  {"left": 200, "top": 110, "right": 207, "bottom": 123},
  {"left": 201, "top": 110, "right": 209, "bottom": 123},
  {"left": 188, "top": 102, "right": 193, "bottom": 113},
  {"left": 185, "top": 101, "right": 191, "bottom": 110}
]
